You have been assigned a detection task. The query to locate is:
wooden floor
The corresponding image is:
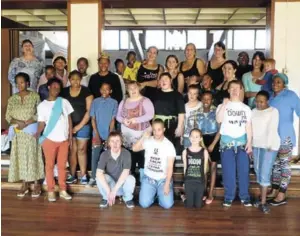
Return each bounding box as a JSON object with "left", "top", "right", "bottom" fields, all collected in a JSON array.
[{"left": 1, "top": 190, "right": 300, "bottom": 236}]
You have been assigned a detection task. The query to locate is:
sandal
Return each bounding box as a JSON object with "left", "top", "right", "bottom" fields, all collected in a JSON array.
[
  {"left": 17, "top": 184, "right": 29, "bottom": 197},
  {"left": 31, "top": 184, "right": 42, "bottom": 198},
  {"left": 205, "top": 197, "right": 214, "bottom": 205}
]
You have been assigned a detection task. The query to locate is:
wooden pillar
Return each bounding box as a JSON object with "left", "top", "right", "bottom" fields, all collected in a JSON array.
[{"left": 68, "top": 0, "right": 104, "bottom": 74}]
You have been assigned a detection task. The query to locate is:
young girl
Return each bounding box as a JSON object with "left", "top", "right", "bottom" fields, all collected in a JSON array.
[
  {"left": 182, "top": 128, "right": 209, "bottom": 208},
  {"left": 252, "top": 91, "right": 280, "bottom": 213}
]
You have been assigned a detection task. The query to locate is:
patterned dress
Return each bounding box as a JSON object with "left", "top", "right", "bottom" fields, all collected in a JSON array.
[
  {"left": 8, "top": 57, "right": 43, "bottom": 94},
  {"left": 5, "top": 92, "right": 44, "bottom": 182}
]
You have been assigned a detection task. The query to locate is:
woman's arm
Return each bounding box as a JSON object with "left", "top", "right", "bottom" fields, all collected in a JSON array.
[
  {"left": 141, "top": 80, "right": 158, "bottom": 88},
  {"left": 197, "top": 59, "right": 206, "bottom": 78},
  {"left": 204, "top": 149, "right": 209, "bottom": 175},
  {"left": 74, "top": 95, "right": 94, "bottom": 130},
  {"left": 116, "top": 100, "right": 125, "bottom": 123},
  {"left": 245, "top": 121, "right": 252, "bottom": 154},
  {"left": 175, "top": 113, "right": 185, "bottom": 137},
  {"left": 182, "top": 149, "right": 187, "bottom": 175},
  {"left": 216, "top": 100, "right": 228, "bottom": 124},
  {"left": 177, "top": 73, "right": 185, "bottom": 94}
]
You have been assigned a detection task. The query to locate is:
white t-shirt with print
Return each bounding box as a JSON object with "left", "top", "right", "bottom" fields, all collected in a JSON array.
[
  {"left": 218, "top": 101, "right": 251, "bottom": 138},
  {"left": 143, "top": 136, "right": 176, "bottom": 180},
  {"left": 184, "top": 102, "right": 202, "bottom": 137},
  {"left": 37, "top": 98, "right": 74, "bottom": 142}
]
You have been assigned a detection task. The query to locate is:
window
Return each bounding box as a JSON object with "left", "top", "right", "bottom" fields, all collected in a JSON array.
[
  {"left": 130, "top": 30, "right": 143, "bottom": 49},
  {"left": 233, "top": 30, "right": 255, "bottom": 49},
  {"left": 103, "top": 30, "right": 119, "bottom": 50},
  {"left": 120, "top": 30, "right": 129, "bottom": 50},
  {"left": 145, "top": 30, "right": 165, "bottom": 49},
  {"left": 255, "top": 29, "right": 266, "bottom": 49},
  {"left": 187, "top": 30, "right": 206, "bottom": 49},
  {"left": 166, "top": 30, "right": 186, "bottom": 50}
]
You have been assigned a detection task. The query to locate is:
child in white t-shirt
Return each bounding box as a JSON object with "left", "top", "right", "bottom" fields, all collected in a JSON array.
[
  {"left": 216, "top": 80, "right": 252, "bottom": 208},
  {"left": 133, "top": 119, "right": 176, "bottom": 209},
  {"left": 36, "top": 78, "right": 74, "bottom": 202}
]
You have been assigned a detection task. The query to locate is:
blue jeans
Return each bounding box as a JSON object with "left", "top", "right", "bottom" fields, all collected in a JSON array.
[
  {"left": 91, "top": 144, "right": 105, "bottom": 179},
  {"left": 139, "top": 175, "right": 174, "bottom": 209},
  {"left": 96, "top": 174, "right": 136, "bottom": 202},
  {"left": 221, "top": 146, "right": 250, "bottom": 201},
  {"left": 253, "top": 147, "right": 277, "bottom": 187}
]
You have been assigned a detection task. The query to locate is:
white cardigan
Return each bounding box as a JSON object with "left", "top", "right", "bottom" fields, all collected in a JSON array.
[{"left": 252, "top": 107, "right": 281, "bottom": 151}]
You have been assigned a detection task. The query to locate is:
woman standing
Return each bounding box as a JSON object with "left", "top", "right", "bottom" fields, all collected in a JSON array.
[
  {"left": 215, "top": 60, "right": 243, "bottom": 105},
  {"left": 153, "top": 72, "right": 185, "bottom": 154},
  {"left": 8, "top": 39, "right": 43, "bottom": 94},
  {"left": 61, "top": 70, "right": 93, "bottom": 184},
  {"left": 180, "top": 43, "right": 206, "bottom": 91},
  {"left": 6, "top": 72, "right": 44, "bottom": 197},
  {"left": 116, "top": 81, "right": 154, "bottom": 180},
  {"left": 165, "top": 55, "right": 185, "bottom": 94},
  {"left": 207, "top": 41, "right": 226, "bottom": 89},
  {"left": 242, "top": 51, "right": 265, "bottom": 108},
  {"left": 267, "top": 73, "right": 300, "bottom": 206},
  {"left": 137, "top": 46, "right": 164, "bottom": 101},
  {"left": 252, "top": 91, "right": 280, "bottom": 213}
]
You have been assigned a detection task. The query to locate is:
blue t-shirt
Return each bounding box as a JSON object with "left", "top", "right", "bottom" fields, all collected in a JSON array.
[
  {"left": 242, "top": 71, "right": 262, "bottom": 108},
  {"left": 269, "top": 89, "right": 300, "bottom": 147},
  {"left": 90, "top": 97, "right": 118, "bottom": 140}
]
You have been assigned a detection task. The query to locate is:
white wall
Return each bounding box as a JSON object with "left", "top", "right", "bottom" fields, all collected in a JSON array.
[{"left": 274, "top": 1, "right": 300, "bottom": 155}]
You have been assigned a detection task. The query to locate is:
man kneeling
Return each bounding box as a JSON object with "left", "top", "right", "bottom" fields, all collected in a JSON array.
[
  {"left": 133, "top": 119, "right": 176, "bottom": 209},
  {"left": 96, "top": 131, "right": 136, "bottom": 208}
]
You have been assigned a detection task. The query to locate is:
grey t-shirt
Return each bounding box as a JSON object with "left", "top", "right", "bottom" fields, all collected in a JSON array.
[{"left": 97, "top": 148, "right": 131, "bottom": 181}]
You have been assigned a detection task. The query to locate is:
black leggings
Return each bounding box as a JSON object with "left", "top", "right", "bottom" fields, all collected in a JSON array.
[
  {"left": 184, "top": 181, "right": 205, "bottom": 208},
  {"left": 130, "top": 150, "right": 145, "bottom": 174},
  {"left": 163, "top": 118, "right": 182, "bottom": 155}
]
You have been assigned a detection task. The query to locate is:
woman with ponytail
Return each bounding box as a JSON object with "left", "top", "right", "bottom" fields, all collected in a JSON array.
[{"left": 182, "top": 128, "right": 209, "bottom": 208}]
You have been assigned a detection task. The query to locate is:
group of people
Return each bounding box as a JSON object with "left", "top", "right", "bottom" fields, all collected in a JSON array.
[{"left": 6, "top": 39, "right": 300, "bottom": 213}]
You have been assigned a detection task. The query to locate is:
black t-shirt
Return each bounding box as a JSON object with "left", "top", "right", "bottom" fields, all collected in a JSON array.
[
  {"left": 61, "top": 86, "right": 92, "bottom": 126},
  {"left": 153, "top": 90, "right": 185, "bottom": 116},
  {"left": 236, "top": 64, "right": 252, "bottom": 80},
  {"left": 185, "top": 148, "right": 205, "bottom": 183},
  {"left": 88, "top": 71, "right": 122, "bottom": 103}
]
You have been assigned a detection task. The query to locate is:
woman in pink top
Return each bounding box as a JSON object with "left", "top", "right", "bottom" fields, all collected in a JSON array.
[{"left": 117, "top": 81, "right": 154, "bottom": 180}]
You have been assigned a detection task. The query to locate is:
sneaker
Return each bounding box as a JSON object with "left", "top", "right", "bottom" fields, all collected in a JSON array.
[
  {"left": 66, "top": 175, "right": 77, "bottom": 184},
  {"left": 87, "top": 178, "right": 96, "bottom": 187},
  {"left": 59, "top": 190, "right": 72, "bottom": 200},
  {"left": 241, "top": 200, "right": 252, "bottom": 207},
  {"left": 99, "top": 199, "right": 108, "bottom": 208},
  {"left": 259, "top": 204, "right": 270, "bottom": 214},
  {"left": 125, "top": 200, "right": 135, "bottom": 209},
  {"left": 223, "top": 200, "right": 232, "bottom": 207},
  {"left": 268, "top": 199, "right": 287, "bottom": 206},
  {"left": 80, "top": 175, "right": 88, "bottom": 185},
  {"left": 48, "top": 192, "right": 56, "bottom": 202},
  {"left": 253, "top": 199, "right": 261, "bottom": 208}
]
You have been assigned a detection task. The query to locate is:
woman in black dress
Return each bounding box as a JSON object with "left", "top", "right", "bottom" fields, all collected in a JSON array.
[{"left": 165, "top": 55, "right": 184, "bottom": 94}]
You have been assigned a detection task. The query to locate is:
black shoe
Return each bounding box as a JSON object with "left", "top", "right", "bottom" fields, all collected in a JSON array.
[
  {"left": 268, "top": 199, "right": 287, "bottom": 206},
  {"left": 99, "top": 199, "right": 108, "bottom": 208},
  {"left": 259, "top": 204, "right": 270, "bottom": 214},
  {"left": 125, "top": 200, "right": 135, "bottom": 209}
]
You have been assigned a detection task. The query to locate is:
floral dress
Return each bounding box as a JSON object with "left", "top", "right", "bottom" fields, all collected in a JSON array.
[
  {"left": 8, "top": 57, "right": 43, "bottom": 94},
  {"left": 5, "top": 92, "right": 44, "bottom": 182}
]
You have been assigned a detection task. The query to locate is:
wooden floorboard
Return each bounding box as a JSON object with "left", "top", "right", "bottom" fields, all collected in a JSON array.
[{"left": 1, "top": 190, "right": 300, "bottom": 236}]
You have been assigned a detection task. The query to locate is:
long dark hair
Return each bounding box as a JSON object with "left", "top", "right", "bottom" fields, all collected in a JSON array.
[
  {"left": 214, "top": 41, "right": 226, "bottom": 59},
  {"left": 251, "top": 51, "right": 265, "bottom": 72}
]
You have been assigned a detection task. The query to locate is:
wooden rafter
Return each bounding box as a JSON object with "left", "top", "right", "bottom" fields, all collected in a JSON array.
[
  {"left": 128, "top": 9, "right": 138, "bottom": 25},
  {"left": 194, "top": 8, "right": 201, "bottom": 24},
  {"left": 253, "top": 14, "right": 266, "bottom": 24},
  {"left": 224, "top": 8, "right": 239, "bottom": 24},
  {"left": 162, "top": 8, "right": 166, "bottom": 25},
  {"left": 24, "top": 10, "right": 55, "bottom": 25},
  {"left": 59, "top": 9, "right": 67, "bottom": 16}
]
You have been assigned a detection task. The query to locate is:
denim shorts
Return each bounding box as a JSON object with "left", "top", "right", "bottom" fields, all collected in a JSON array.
[
  {"left": 253, "top": 147, "right": 278, "bottom": 187},
  {"left": 74, "top": 124, "right": 91, "bottom": 140}
]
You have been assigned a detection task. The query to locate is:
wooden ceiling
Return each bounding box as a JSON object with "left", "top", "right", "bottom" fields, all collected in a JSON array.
[{"left": 1, "top": 8, "right": 266, "bottom": 27}]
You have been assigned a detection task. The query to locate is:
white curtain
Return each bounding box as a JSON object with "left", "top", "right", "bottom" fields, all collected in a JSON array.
[
  {"left": 45, "top": 37, "right": 67, "bottom": 58},
  {"left": 19, "top": 34, "right": 45, "bottom": 62}
]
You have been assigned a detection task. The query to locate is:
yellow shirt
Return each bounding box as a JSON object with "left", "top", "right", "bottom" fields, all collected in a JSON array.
[{"left": 123, "top": 61, "right": 141, "bottom": 81}]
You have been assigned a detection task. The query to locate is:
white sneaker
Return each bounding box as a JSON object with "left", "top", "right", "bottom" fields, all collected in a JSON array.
[{"left": 59, "top": 190, "right": 72, "bottom": 200}]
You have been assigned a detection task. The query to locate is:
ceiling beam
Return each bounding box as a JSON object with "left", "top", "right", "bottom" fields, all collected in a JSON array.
[
  {"left": 24, "top": 10, "right": 55, "bottom": 25},
  {"left": 103, "top": 11, "right": 111, "bottom": 25},
  {"left": 162, "top": 8, "right": 166, "bottom": 25},
  {"left": 224, "top": 8, "right": 239, "bottom": 24},
  {"left": 194, "top": 8, "right": 201, "bottom": 24},
  {"left": 128, "top": 9, "right": 138, "bottom": 25},
  {"left": 59, "top": 9, "right": 67, "bottom": 16},
  {"left": 253, "top": 14, "right": 266, "bottom": 24}
]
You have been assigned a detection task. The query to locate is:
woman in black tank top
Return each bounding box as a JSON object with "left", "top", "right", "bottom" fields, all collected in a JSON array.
[
  {"left": 207, "top": 41, "right": 226, "bottom": 89},
  {"left": 165, "top": 55, "right": 184, "bottom": 94},
  {"left": 182, "top": 128, "right": 209, "bottom": 208},
  {"left": 180, "top": 43, "right": 206, "bottom": 93},
  {"left": 137, "top": 46, "right": 163, "bottom": 101}
]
